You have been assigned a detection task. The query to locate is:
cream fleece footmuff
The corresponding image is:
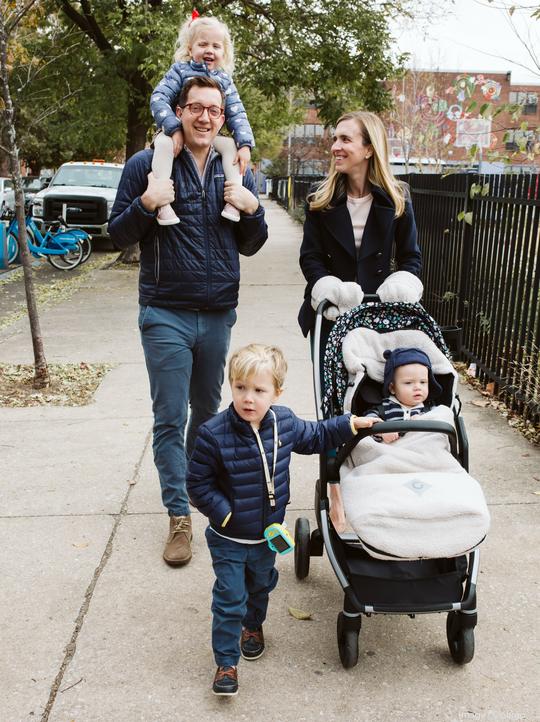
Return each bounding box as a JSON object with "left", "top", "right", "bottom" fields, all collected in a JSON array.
[{"left": 340, "top": 469, "right": 490, "bottom": 560}]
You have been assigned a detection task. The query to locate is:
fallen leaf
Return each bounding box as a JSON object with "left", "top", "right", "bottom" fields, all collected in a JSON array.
[
  {"left": 288, "top": 606, "right": 313, "bottom": 621},
  {"left": 485, "top": 382, "right": 496, "bottom": 395},
  {"left": 471, "top": 399, "right": 490, "bottom": 408}
]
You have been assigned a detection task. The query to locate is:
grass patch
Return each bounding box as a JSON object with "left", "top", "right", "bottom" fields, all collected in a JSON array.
[{"left": 0, "top": 362, "right": 114, "bottom": 407}]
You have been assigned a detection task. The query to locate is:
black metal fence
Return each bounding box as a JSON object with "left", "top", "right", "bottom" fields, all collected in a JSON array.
[
  {"left": 271, "top": 175, "right": 323, "bottom": 211},
  {"left": 271, "top": 172, "right": 540, "bottom": 423}
]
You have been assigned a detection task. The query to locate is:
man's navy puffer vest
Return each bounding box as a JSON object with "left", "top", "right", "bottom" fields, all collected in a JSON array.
[
  {"left": 108, "top": 148, "right": 267, "bottom": 310},
  {"left": 187, "top": 404, "right": 354, "bottom": 540}
]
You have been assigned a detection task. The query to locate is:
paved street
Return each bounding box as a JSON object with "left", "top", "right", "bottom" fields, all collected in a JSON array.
[{"left": 1, "top": 199, "right": 539, "bottom": 722}]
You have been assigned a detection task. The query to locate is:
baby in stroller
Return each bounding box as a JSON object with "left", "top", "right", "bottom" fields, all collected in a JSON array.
[{"left": 365, "top": 346, "right": 442, "bottom": 443}]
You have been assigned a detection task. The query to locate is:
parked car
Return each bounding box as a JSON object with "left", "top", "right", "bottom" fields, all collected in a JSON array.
[
  {"left": 0, "top": 177, "right": 15, "bottom": 217},
  {"left": 22, "top": 176, "right": 47, "bottom": 211},
  {"left": 31, "top": 160, "right": 124, "bottom": 239}
]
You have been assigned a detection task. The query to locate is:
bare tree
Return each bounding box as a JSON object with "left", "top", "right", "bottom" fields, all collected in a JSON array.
[{"left": 0, "top": 0, "right": 49, "bottom": 388}]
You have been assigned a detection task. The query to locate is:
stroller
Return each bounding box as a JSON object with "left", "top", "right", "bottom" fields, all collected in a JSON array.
[{"left": 293, "top": 297, "right": 486, "bottom": 669}]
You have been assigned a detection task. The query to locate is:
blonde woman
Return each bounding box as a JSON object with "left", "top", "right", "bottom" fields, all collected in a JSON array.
[
  {"left": 298, "top": 110, "right": 422, "bottom": 337},
  {"left": 150, "top": 12, "right": 254, "bottom": 225},
  {"left": 298, "top": 111, "right": 422, "bottom": 533}
]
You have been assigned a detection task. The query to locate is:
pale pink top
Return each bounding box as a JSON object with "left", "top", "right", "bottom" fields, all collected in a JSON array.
[{"left": 347, "top": 193, "right": 373, "bottom": 251}]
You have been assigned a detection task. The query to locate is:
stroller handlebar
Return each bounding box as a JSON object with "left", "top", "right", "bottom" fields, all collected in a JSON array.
[{"left": 315, "top": 295, "right": 380, "bottom": 318}]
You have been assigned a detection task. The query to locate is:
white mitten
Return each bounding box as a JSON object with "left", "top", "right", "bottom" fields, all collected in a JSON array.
[
  {"left": 376, "top": 271, "right": 423, "bottom": 303},
  {"left": 311, "top": 275, "right": 342, "bottom": 320},
  {"left": 311, "top": 275, "right": 342, "bottom": 308},
  {"left": 337, "top": 281, "right": 364, "bottom": 314}
]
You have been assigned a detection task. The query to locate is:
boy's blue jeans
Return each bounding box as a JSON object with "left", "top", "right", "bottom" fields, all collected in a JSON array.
[
  {"left": 205, "top": 527, "right": 278, "bottom": 667},
  {"left": 139, "top": 306, "right": 236, "bottom": 517}
]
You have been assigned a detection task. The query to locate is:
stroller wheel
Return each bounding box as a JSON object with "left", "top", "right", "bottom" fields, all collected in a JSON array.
[
  {"left": 446, "top": 612, "right": 475, "bottom": 664},
  {"left": 337, "top": 612, "right": 360, "bottom": 669},
  {"left": 294, "top": 517, "right": 310, "bottom": 580}
]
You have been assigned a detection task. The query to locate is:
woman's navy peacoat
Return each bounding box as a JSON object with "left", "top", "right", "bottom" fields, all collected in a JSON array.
[{"left": 298, "top": 185, "right": 422, "bottom": 336}]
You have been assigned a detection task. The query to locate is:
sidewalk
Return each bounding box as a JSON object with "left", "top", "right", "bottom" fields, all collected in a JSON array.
[{"left": 1, "top": 199, "right": 538, "bottom": 722}]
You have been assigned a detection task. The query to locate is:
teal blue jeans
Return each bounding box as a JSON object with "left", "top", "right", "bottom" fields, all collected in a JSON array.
[
  {"left": 139, "top": 305, "right": 236, "bottom": 516},
  {"left": 206, "top": 527, "right": 278, "bottom": 667}
]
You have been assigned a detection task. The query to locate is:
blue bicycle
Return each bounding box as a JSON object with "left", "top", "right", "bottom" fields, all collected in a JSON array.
[{"left": 5, "top": 212, "right": 91, "bottom": 270}]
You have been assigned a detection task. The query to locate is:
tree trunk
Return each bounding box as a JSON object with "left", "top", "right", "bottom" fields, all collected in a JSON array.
[
  {"left": 125, "top": 91, "right": 150, "bottom": 159},
  {"left": 118, "top": 69, "right": 152, "bottom": 264},
  {"left": 0, "top": 9, "right": 49, "bottom": 388}
]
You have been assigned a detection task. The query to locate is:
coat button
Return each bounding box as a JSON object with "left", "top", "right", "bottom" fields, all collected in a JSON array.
[
  {"left": 376, "top": 269, "right": 383, "bottom": 274},
  {"left": 375, "top": 252, "right": 383, "bottom": 258}
]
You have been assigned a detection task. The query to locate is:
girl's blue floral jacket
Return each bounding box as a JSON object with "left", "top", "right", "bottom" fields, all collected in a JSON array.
[{"left": 150, "top": 60, "right": 255, "bottom": 149}]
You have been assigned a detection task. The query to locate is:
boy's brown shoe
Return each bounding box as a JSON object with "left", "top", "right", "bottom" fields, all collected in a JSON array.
[
  {"left": 240, "top": 627, "right": 265, "bottom": 660},
  {"left": 163, "top": 515, "right": 192, "bottom": 566},
  {"left": 212, "top": 666, "right": 238, "bottom": 696}
]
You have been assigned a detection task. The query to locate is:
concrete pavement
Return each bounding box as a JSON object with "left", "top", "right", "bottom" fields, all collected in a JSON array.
[{"left": 1, "top": 199, "right": 539, "bottom": 722}]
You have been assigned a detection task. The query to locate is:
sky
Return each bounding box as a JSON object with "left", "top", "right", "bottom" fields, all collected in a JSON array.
[{"left": 393, "top": 0, "right": 540, "bottom": 85}]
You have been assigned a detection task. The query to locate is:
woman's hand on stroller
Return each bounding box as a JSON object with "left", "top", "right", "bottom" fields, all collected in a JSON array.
[{"left": 311, "top": 276, "right": 364, "bottom": 320}]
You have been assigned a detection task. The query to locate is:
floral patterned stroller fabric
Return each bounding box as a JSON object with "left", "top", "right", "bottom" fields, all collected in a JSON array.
[{"left": 321, "top": 302, "right": 450, "bottom": 417}]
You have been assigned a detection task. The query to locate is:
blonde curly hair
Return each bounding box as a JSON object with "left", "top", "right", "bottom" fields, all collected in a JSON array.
[{"left": 174, "top": 15, "right": 235, "bottom": 76}]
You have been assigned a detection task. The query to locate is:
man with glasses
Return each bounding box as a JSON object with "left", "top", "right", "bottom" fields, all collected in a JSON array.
[{"left": 109, "top": 76, "right": 267, "bottom": 566}]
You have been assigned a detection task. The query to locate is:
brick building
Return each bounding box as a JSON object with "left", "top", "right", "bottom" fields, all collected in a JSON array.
[{"left": 278, "top": 70, "right": 540, "bottom": 175}]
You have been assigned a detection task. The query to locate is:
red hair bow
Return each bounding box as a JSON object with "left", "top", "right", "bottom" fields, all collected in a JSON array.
[{"left": 191, "top": 8, "right": 200, "bottom": 23}]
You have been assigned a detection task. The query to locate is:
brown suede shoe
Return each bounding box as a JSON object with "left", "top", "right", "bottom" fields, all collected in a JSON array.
[
  {"left": 163, "top": 515, "right": 192, "bottom": 566},
  {"left": 241, "top": 627, "right": 265, "bottom": 660},
  {"left": 212, "top": 666, "right": 238, "bottom": 696}
]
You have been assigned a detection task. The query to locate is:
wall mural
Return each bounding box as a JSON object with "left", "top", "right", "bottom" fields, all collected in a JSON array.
[{"left": 391, "top": 73, "right": 503, "bottom": 157}]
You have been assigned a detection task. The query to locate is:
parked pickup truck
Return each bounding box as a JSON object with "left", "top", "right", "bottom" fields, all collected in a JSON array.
[{"left": 31, "top": 160, "right": 124, "bottom": 240}]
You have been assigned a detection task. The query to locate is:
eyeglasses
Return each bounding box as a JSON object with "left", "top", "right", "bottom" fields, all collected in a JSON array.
[{"left": 181, "top": 103, "right": 224, "bottom": 119}]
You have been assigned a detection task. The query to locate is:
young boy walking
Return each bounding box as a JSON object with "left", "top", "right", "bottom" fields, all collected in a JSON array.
[{"left": 187, "top": 343, "right": 376, "bottom": 696}]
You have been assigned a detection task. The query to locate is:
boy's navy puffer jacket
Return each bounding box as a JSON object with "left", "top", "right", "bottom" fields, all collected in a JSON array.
[
  {"left": 108, "top": 148, "right": 267, "bottom": 310},
  {"left": 187, "top": 404, "right": 354, "bottom": 541}
]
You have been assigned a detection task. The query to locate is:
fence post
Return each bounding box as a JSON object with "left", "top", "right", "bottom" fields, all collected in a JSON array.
[
  {"left": 287, "top": 176, "right": 292, "bottom": 211},
  {"left": 456, "top": 174, "right": 476, "bottom": 338}
]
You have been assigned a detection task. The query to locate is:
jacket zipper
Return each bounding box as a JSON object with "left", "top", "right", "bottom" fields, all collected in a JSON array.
[
  {"left": 184, "top": 147, "right": 216, "bottom": 309},
  {"left": 154, "top": 231, "right": 160, "bottom": 285},
  {"left": 200, "top": 155, "right": 214, "bottom": 308}
]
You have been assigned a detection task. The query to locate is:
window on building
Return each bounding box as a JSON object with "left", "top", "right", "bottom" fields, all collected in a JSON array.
[
  {"left": 524, "top": 93, "right": 538, "bottom": 115},
  {"left": 292, "top": 124, "right": 324, "bottom": 141},
  {"left": 509, "top": 91, "right": 538, "bottom": 115},
  {"left": 297, "top": 159, "right": 328, "bottom": 175},
  {"left": 505, "top": 128, "right": 536, "bottom": 151}
]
